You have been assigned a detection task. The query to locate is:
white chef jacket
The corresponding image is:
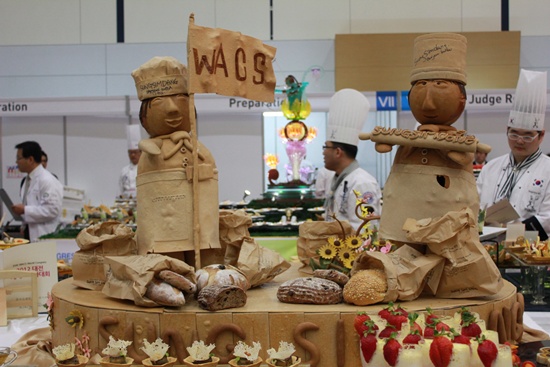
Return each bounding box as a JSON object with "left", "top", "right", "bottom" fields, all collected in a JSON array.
[
  {"left": 313, "top": 166, "right": 335, "bottom": 199},
  {"left": 119, "top": 163, "right": 138, "bottom": 198},
  {"left": 20, "top": 164, "right": 64, "bottom": 242},
  {"left": 325, "top": 167, "right": 382, "bottom": 231},
  {"left": 477, "top": 153, "right": 550, "bottom": 234}
]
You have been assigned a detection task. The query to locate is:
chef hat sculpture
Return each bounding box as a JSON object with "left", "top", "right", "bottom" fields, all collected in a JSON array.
[
  {"left": 508, "top": 69, "right": 547, "bottom": 131},
  {"left": 326, "top": 89, "right": 370, "bottom": 147},
  {"left": 410, "top": 32, "right": 467, "bottom": 85},
  {"left": 131, "top": 56, "right": 188, "bottom": 101},
  {"left": 126, "top": 124, "right": 141, "bottom": 150}
]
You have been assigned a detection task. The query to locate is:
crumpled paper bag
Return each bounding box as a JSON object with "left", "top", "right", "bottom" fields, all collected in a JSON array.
[
  {"left": 72, "top": 220, "right": 138, "bottom": 290},
  {"left": 237, "top": 236, "right": 291, "bottom": 288},
  {"left": 352, "top": 245, "right": 445, "bottom": 302},
  {"left": 403, "top": 207, "right": 504, "bottom": 298},
  {"left": 102, "top": 254, "right": 195, "bottom": 307},
  {"left": 297, "top": 220, "right": 353, "bottom": 274},
  {"left": 219, "top": 209, "right": 252, "bottom": 266}
]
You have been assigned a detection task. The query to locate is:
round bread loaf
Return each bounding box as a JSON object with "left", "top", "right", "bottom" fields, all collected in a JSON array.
[
  {"left": 343, "top": 269, "right": 387, "bottom": 306},
  {"left": 277, "top": 277, "right": 342, "bottom": 304},
  {"left": 196, "top": 264, "right": 250, "bottom": 291}
]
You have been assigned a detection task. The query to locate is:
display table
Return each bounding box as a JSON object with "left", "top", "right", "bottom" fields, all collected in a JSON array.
[{"left": 507, "top": 250, "right": 549, "bottom": 306}]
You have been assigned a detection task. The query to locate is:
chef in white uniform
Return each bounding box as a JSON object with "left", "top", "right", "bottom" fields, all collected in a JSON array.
[
  {"left": 12, "top": 141, "right": 63, "bottom": 242},
  {"left": 478, "top": 69, "right": 550, "bottom": 240},
  {"left": 323, "top": 89, "right": 382, "bottom": 231},
  {"left": 118, "top": 124, "right": 141, "bottom": 198}
]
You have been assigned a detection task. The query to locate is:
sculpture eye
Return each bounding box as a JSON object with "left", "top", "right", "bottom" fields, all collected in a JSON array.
[{"left": 436, "top": 175, "right": 450, "bottom": 189}]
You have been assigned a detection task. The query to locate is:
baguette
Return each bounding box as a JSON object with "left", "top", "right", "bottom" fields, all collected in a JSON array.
[
  {"left": 313, "top": 269, "right": 349, "bottom": 287},
  {"left": 157, "top": 269, "right": 197, "bottom": 294},
  {"left": 145, "top": 278, "right": 186, "bottom": 307}
]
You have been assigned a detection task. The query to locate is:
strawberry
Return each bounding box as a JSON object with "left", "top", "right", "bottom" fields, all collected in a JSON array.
[
  {"left": 408, "top": 312, "right": 423, "bottom": 336},
  {"left": 378, "top": 324, "right": 397, "bottom": 339},
  {"left": 354, "top": 312, "right": 372, "bottom": 336},
  {"left": 429, "top": 332, "right": 453, "bottom": 367},
  {"left": 425, "top": 307, "right": 440, "bottom": 325},
  {"left": 424, "top": 326, "right": 436, "bottom": 339},
  {"left": 383, "top": 333, "right": 402, "bottom": 367},
  {"left": 387, "top": 313, "right": 408, "bottom": 330},
  {"left": 460, "top": 310, "right": 482, "bottom": 338},
  {"left": 360, "top": 333, "right": 377, "bottom": 363},
  {"left": 453, "top": 334, "right": 471, "bottom": 345},
  {"left": 379, "top": 302, "right": 396, "bottom": 321},
  {"left": 451, "top": 330, "right": 471, "bottom": 345},
  {"left": 424, "top": 318, "right": 449, "bottom": 339},
  {"left": 402, "top": 331, "right": 422, "bottom": 345},
  {"left": 477, "top": 336, "right": 498, "bottom": 367},
  {"left": 393, "top": 304, "right": 409, "bottom": 318}
]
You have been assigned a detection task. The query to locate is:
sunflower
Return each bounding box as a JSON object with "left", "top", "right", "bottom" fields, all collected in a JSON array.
[
  {"left": 342, "top": 256, "right": 354, "bottom": 270},
  {"left": 328, "top": 236, "right": 345, "bottom": 249},
  {"left": 319, "top": 243, "right": 337, "bottom": 260},
  {"left": 338, "top": 247, "right": 356, "bottom": 264},
  {"left": 345, "top": 235, "right": 363, "bottom": 249}
]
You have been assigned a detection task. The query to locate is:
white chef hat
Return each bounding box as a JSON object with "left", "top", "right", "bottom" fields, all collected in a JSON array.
[
  {"left": 326, "top": 89, "right": 370, "bottom": 146},
  {"left": 508, "top": 69, "right": 547, "bottom": 131},
  {"left": 126, "top": 124, "right": 141, "bottom": 150}
]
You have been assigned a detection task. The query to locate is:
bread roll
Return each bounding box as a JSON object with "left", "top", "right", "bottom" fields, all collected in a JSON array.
[
  {"left": 277, "top": 277, "right": 342, "bottom": 304},
  {"left": 197, "top": 284, "right": 247, "bottom": 311},
  {"left": 157, "top": 269, "right": 197, "bottom": 294},
  {"left": 196, "top": 264, "right": 250, "bottom": 291},
  {"left": 145, "top": 278, "right": 186, "bottom": 307},
  {"left": 343, "top": 269, "right": 387, "bottom": 306},
  {"left": 313, "top": 269, "right": 349, "bottom": 287}
]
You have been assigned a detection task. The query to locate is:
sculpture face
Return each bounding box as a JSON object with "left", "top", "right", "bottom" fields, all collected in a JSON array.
[
  {"left": 409, "top": 79, "right": 466, "bottom": 126},
  {"left": 141, "top": 94, "right": 191, "bottom": 137}
]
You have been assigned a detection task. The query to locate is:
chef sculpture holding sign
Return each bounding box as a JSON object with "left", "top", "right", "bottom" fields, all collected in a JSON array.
[{"left": 132, "top": 56, "right": 221, "bottom": 261}]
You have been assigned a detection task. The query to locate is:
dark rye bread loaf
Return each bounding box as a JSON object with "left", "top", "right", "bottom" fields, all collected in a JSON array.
[
  {"left": 277, "top": 277, "right": 342, "bottom": 304},
  {"left": 197, "top": 284, "right": 247, "bottom": 311}
]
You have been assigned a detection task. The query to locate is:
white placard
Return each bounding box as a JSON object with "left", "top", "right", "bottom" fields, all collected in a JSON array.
[{"left": 0, "top": 241, "right": 58, "bottom": 313}]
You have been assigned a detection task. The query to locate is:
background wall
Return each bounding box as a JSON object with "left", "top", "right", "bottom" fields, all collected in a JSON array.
[{"left": 2, "top": 0, "right": 550, "bottom": 218}]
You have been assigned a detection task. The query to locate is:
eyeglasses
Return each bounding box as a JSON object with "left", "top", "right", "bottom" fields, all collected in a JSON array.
[
  {"left": 322, "top": 145, "right": 337, "bottom": 150},
  {"left": 16, "top": 156, "right": 26, "bottom": 161},
  {"left": 507, "top": 132, "right": 539, "bottom": 142}
]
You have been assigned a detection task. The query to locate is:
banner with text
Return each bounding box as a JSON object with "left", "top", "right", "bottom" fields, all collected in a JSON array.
[{"left": 187, "top": 16, "right": 277, "bottom": 103}]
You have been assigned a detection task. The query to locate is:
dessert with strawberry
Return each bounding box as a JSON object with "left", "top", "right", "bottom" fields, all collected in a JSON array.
[
  {"left": 475, "top": 335, "right": 498, "bottom": 367},
  {"left": 429, "top": 331, "right": 453, "bottom": 367},
  {"left": 383, "top": 333, "right": 403, "bottom": 367},
  {"left": 460, "top": 309, "right": 483, "bottom": 338}
]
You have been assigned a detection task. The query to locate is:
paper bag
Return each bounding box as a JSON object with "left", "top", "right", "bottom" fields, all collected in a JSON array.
[
  {"left": 350, "top": 245, "right": 444, "bottom": 302},
  {"left": 72, "top": 221, "right": 138, "bottom": 290},
  {"left": 102, "top": 254, "right": 195, "bottom": 307},
  {"left": 219, "top": 209, "right": 252, "bottom": 266},
  {"left": 237, "top": 237, "right": 291, "bottom": 287},
  {"left": 297, "top": 220, "right": 353, "bottom": 274},
  {"left": 404, "top": 207, "right": 504, "bottom": 298}
]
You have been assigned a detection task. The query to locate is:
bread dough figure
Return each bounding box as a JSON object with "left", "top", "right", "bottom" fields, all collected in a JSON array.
[{"left": 132, "top": 57, "right": 220, "bottom": 255}]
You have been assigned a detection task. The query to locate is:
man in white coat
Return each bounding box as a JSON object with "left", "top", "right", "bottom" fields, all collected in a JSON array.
[
  {"left": 12, "top": 141, "right": 63, "bottom": 242},
  {"left": 323, "top": 89, "right": 382, "bottom": 231},
  {"left": 118, "top": 124, "right": 141, "bottom": 198},
  {"left": 477, "top": 69, "right": 550, "bottom": 240}
]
